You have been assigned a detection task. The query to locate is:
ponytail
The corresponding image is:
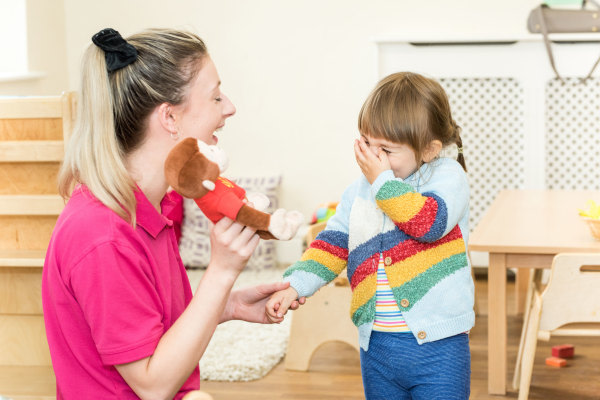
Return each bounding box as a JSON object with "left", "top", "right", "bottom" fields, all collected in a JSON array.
[
  {"left": 451, "top": 120, "right": 467, "bottom": 172},
  {"left": 58, "top": 44, "right": 136, "bottom": 224}
]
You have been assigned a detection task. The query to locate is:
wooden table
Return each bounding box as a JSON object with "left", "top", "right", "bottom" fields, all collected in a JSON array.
[{"left": 469, "top": 189, "right": 600, "bottom": 395}]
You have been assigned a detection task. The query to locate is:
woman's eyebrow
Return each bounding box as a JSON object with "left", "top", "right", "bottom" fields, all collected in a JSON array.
[{"left": 210, "top": 81, "right": 222, "bottom": 94}]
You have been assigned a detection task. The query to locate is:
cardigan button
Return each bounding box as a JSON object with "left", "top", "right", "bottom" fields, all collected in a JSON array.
[
  {"left": 384, "top": 256, "right": 392, "bottom": 266},
  {"left": 417, "top": 331, "right": 427, "bottom": 340},
  {"left": 400, "top": 298, "right": 409, "bottom": 308}
]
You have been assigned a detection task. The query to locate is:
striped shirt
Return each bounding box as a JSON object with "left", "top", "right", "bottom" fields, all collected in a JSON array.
[{"left": 373, "top": 254, "right": 410, "bottom": 332}]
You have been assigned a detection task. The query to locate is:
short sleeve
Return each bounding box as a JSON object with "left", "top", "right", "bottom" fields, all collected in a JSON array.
[{"left": 69, "top": 241, "right": 165, "bottom": 366}]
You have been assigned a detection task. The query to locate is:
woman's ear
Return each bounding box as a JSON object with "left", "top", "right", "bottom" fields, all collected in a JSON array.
[
  {"left": 422, "top": 140, "right": 443, "bottom": 163},
  {"left": 156, "top": 103, "right": 178, "bottom": 135}
]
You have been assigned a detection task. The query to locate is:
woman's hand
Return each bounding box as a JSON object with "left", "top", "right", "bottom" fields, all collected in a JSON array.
[
  {"left": 354, "top": 137, "right": 391, "bottom": 184},
  {"left": 222, "top": 281, "right": 306, "bottom": 324},
  {"left": 209, "top": 217, "right": 260, "bottom": 278}
]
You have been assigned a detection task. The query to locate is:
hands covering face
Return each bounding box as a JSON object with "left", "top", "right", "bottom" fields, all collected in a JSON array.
[{"left": 354, "top": 137, "right": 392, "bottom": 184}]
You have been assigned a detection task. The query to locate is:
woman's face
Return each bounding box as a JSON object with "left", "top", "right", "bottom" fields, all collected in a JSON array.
[{"left": 173, "top": 57, "right": 236, "bottom": 145}]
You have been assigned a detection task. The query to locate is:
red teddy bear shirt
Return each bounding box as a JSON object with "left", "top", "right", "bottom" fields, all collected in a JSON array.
[{"left": 194, "top": 177, "right": 246, "bottom": 223}]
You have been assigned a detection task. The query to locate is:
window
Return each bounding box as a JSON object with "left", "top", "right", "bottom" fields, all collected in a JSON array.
[{"left": 0, "top": 0, "right": 28, "bottom": 78}]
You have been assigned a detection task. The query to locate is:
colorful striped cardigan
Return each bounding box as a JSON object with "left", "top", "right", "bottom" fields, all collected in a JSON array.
[{"left": 284, "top": 158, "right": 475, "bottom": 351}]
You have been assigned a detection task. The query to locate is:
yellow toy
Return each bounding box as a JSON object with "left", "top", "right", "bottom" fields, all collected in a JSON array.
[
  {"left": 579, "top": 200, "right": 600, "bottom": 240},
  {"left": 579, "top": 200, "right": 600, "bottom": 219}
]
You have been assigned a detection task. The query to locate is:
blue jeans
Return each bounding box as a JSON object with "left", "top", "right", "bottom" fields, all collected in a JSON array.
[{"left": 360, "top": 331, "right": 471, "bottom": 400}]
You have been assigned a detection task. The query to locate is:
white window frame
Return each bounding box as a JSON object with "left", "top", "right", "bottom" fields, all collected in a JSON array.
[{"left": 0, "top": 0, "right": 41, "bottom": 82}]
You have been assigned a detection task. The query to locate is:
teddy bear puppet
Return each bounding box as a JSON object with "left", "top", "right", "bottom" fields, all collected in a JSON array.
[{"left": 164, "top": 137, "right": 303, "bottom": 241}]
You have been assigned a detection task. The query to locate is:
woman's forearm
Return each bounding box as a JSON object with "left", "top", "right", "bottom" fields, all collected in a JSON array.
[{"left": 116, "top": 264, "right": 237, "bottom": 400}]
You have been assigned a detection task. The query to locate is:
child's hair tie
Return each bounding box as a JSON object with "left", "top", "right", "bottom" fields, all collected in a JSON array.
[{"left": 439, "top": 143, "right": 462, "bottom": 160}]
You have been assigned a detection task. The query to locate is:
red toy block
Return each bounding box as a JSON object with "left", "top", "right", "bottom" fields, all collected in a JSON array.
[
  {"left": 552, "top": 344, "right": 574, "bottom": 359},
  {"left": 545, "top": 356, "right": 567, "bottom": 368}
]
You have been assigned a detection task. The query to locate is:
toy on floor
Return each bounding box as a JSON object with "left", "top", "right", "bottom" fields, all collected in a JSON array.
[
  {"left": 165, "top": 138, "right": 303, "bottom": 240},
  {"left": 552, "top": 344, "right": 574, "bottom": 359},
  {"left": 545, "top": 356, "right": 567, "bottom": 368},
  {"left": 310, "top": 202, "right": 339, "bottom": 224}
]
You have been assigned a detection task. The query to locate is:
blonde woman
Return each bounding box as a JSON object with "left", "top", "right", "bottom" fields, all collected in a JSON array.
[{"left": 42, "top": 28, "right": 302, "bottom": 400}]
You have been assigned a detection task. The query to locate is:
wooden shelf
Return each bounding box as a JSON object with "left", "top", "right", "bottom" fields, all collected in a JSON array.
[
  {"left": 0, "top": 195, "right": 64, "bottom": 216},
  {"left": 0, "top": 96, "right": 64, "bottom": 119},
  {"left": 0, "top": 249, "right": 45, "bottom": 268},
  {"left": 0, "top": 141, "right": 64, "bottom": 162}
]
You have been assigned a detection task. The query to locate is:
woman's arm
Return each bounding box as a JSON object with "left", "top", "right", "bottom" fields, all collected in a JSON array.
[
  {"left": 115, "top": 217, "right": 259, "bottom": 400},
  {"left": 220, "top": 281, "right": 305, "bottom": 324}
]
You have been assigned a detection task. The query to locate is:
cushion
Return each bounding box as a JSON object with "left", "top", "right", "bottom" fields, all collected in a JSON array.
[{"left": 179, "top": 174, "right": 282, "bottom": 270}]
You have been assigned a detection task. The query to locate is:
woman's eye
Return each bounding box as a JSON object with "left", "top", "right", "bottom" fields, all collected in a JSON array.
[
  {"left": 382, "top": 149, "right": 391, "bottom": 154},
  {"left": 215, "top": 97, "right": 222, "bottom": 102}
]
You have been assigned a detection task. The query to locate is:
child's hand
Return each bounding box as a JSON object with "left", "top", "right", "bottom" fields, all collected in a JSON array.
[
  {"left": 265, "top": 286, "right": 300, "bottom": 323},
  {"left": 354, "top": 137, "right": 391, "bottom": 184}
]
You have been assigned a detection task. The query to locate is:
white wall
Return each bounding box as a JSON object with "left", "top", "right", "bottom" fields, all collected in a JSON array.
[{"left": 60, "top": 0, "right": 538, "bottom": 217}]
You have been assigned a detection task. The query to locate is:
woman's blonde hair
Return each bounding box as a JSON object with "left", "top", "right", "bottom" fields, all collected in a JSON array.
[
  {"left": 358, "top": 72, "right": 466, "bottom": 171},
  {"left": 58, "top": 28, "right": 208, "bottom": 225}
]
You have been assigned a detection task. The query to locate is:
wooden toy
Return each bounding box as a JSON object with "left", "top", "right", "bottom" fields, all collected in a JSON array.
[
  {"left": 545, "top": 356, "right": 567, "bottom": 368},
  {"left": 552, "top": 344, "right": 574, "bottom": 359}
]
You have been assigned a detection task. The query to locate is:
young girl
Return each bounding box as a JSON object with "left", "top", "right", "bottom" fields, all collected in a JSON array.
[
  {"left": 267, "top": 72, "right": 474, "bottom": 399},
  {"left": 42, "top": 28, "right": 302, "bottom": 400}
]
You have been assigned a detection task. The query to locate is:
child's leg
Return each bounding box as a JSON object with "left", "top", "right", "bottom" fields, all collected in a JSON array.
[
  {"left": 360, "top": 332, "right": 411, "bottom": 400},
  {"left": 409, "top": 333, "right": 471, "bottom": 400}
]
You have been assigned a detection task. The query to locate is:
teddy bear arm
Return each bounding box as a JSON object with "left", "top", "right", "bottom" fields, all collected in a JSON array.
[{"left": 237, "top": 204, "right": 272, "bottom": 232}]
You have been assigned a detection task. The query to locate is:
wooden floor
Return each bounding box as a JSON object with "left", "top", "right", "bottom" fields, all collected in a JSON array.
[
  {"left": 3, "top": 274, "right": 598, "bottom": 399},
  {"left": 201, "top": 274, "right": 600, "bottom": 399}
]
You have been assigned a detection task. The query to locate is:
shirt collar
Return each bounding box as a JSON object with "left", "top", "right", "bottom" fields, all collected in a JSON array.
[{"left": 135, "top": 188, "right": 175, "bottom": 238}]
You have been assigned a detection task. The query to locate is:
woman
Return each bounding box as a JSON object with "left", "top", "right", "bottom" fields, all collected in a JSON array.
[{"left": 42, "top": 28, "right": 302, "bottom": 400}]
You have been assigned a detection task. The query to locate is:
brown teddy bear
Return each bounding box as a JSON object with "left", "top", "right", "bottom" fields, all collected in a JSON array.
[{"left": 165, "top": 137, "right": 303, "bottom": 240}]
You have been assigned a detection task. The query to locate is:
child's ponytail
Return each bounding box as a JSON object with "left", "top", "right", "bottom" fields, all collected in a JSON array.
[{"left": 451, "top": 120, "right": 467, "bottom": 172}]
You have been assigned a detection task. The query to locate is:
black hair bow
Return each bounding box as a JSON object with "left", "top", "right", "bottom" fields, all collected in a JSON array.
[{"left": 92, "top": 28, "right": 138, "bottom": 72}]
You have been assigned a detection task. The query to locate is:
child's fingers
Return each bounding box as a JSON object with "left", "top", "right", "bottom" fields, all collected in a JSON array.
[
  {"left": 266, "top": 313, "right": 284, "bottom": 324},
  {"left": 265, "top": 298, "right": 280, "bottom": 319},
  {"left": 276, "top": 295, "right": 295, "bottom": 318},
  {"left": 354, "top": 140, "right": 367, "bottom": 166}
]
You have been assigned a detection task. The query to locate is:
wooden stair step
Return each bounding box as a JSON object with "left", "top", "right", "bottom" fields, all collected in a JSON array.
[
  {"left": 0, "top": 140, "right": 64, "bottom": 162},
  {"left": 0, "top": 195, "right": 64, "bottom": 215},
  {"left": 0, "top": 96, "right": 64, "bottom": 119},
  {"left": 0, "top": 249, "right": 46, "bottom": 268},
  {"left": 0, "top": 365, "right": 55, "bottom": 400}
]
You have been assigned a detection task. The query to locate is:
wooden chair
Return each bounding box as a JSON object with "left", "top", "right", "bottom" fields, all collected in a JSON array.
[
  {"left": 284, "top": 221, "right": 359, "bottom": 371},
  {"left": 0, "top": 92, "right": 75, "bottom": 399},
  {"left": 513, "top": 253, "right": 600, "bottom": 400}
]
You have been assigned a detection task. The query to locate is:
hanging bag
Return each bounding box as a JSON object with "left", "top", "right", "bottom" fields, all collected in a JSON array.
[{"left": 527, "top": 0, "right": 600, "bottom": 82}]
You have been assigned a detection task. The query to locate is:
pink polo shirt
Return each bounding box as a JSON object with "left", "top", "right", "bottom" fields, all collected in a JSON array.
[{"left": 42, "top": 186, "right": 199, "bottom": 399}]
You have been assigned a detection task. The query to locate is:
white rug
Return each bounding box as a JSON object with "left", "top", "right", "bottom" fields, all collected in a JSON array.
[{"left": 187, "top": 267, "right": 291, "bottom": 382}]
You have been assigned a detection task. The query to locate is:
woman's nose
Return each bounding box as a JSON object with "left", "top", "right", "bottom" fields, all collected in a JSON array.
[{"left": 222, "top": 94, "right": 236, "bottom": 118}]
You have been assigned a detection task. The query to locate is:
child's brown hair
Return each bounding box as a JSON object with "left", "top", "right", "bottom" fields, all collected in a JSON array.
[{"left": 358, "top": 72, "right": 466, "bottom": 171}]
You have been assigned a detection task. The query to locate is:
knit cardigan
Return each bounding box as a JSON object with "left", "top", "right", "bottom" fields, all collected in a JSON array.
[{"left": 284, "top": 158, "right": 475, "bottom": 351}]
